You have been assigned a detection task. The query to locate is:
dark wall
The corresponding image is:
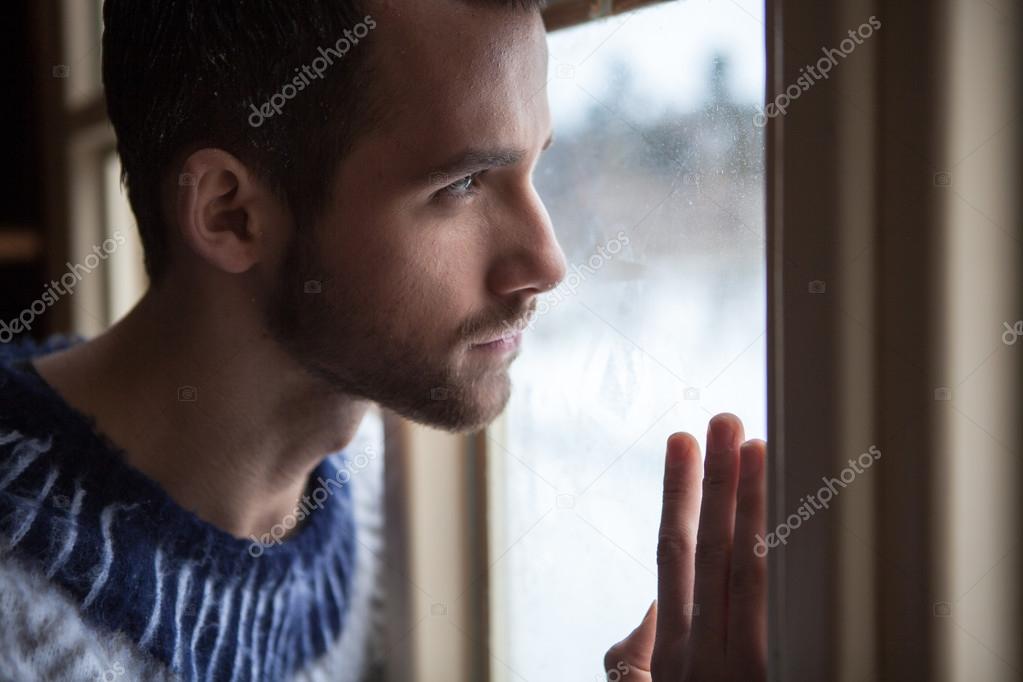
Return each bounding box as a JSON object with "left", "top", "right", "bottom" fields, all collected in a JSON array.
[{"left": 0, "top": 2, "right": 48, "bottom": 340}]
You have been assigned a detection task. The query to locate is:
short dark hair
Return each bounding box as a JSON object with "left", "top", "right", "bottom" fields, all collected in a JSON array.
[{"left": 101, "top": 0, "right": 547, "bottom": 284}]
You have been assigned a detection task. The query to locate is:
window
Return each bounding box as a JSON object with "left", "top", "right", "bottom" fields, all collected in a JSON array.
[
  {"left": 60, "top": 0, "right": 104, "bottom": 108},
  {"left": 488, "top": 1, "right": 767, "bottom": 677},
  {"left": 52, "top": 0, "right": 146, "bottom": 335},
  {"left": 101, "top": 150, "right": 147, "bottom": 322}
]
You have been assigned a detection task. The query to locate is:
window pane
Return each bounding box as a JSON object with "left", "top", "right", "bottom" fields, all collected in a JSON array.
[
  {"left": 490, "top": 0, "right": 767, "bottom": 678},
  {"left": 102, "top": 150, "right": 147, "bottom": 323},
  {"left": 60, "top": 0, "right": 104, "bottom": 108}
]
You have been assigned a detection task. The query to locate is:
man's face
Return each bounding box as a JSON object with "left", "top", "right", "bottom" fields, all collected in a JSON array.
[{"left": 267, "top": 1, "right": 567, "bottom": 433}]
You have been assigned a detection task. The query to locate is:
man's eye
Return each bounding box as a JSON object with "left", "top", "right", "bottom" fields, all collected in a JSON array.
[{"left": 440, "top": 172, "right": 482, "bottom": 199}]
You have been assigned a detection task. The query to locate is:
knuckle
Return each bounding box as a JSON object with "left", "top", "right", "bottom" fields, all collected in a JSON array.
[
  {"left": 703, "top": 473, "right": 730, "bottom": 494},
  {"left": 603, "top": 644, "right": 632, "bottom": 676},
  {"left": 729, "top": 559, "right": 766, "bottom": 598},
  {"left": 603, "top": 646, "right": 620, "bottom": 672},
  {"left": 656, "top": 529, "right": 695, "bottom": 567},
  {"left": 661, "top": 487, "right": 688, "bottom": 505},
  {"left": 694, "top": 540, "right": 731, "bottom": 571}
]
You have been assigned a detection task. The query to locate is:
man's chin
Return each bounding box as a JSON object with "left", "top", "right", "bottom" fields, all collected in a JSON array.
[{"left": 390, "top": 373, "right": 513, "bottom": 434}]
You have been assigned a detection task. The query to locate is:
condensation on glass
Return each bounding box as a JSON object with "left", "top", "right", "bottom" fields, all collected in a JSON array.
[{"left": 489, "top": 1, "right": 767, "bottom": 678}]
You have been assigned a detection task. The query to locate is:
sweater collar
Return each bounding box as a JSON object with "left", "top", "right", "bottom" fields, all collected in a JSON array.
[{"left": 0, "top": 334, "right": 359, "bottom": 680}]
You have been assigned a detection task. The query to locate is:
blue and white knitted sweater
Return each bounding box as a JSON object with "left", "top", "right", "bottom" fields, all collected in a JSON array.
[{"left": 0, "top": 335, "right": 386, "bottom": 681}]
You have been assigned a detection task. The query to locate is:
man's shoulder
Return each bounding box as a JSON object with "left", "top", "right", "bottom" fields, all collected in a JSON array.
[
  {"left": 0, "top": 333, "right": 84, "bottom": 368},
  {"left": 0, "top": 335, "right": 88, "bottom": 501},
  {"left": 0, "top": 333, "right": 85, "bottom": 437}
]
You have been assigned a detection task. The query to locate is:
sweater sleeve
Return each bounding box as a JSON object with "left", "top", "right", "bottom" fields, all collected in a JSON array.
[{"left": 0, "top": 554, "right": 181, "bottom": 682}]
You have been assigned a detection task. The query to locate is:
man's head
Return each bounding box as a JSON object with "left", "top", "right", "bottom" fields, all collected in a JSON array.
[{"left": 102, "top": 0, "right": 567, "bottom": 433}]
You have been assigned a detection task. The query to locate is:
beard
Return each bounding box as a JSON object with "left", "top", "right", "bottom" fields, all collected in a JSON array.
[{"left": 262, "top": 229, "right": 518, "bottom": 433}]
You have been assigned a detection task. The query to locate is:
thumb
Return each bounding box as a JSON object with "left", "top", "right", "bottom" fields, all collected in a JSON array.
[{"left": 604, "top": 600, "right": 657, "bottom": 680}]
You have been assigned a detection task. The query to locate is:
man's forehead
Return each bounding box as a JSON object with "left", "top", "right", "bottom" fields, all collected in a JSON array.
[
  {"left": 369, "top": 0, "right": 547, "bottom": 103},
  {"left": 365, "top": 0, "right": 549, "bottom": 157}
]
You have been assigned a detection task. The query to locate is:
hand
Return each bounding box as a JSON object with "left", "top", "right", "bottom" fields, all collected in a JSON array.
[{"left": 603, "top": 413, "right": 767, "bottom": 681}]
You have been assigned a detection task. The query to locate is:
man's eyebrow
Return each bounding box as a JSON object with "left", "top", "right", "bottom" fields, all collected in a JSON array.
[{"left": 427, "top": 131, "right": 555, "bottom": 183}]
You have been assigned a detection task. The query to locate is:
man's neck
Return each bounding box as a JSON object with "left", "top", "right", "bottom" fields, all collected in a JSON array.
[{"left": 31, "top": 286, "right": 370, "bottom": 540}]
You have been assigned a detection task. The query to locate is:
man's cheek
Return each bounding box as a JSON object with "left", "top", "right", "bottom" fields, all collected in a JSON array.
[
  {"left": 349, "top": 234, "right": 464, "bottom": 333},
  {"left": 409, "top": 282, "right": 467, "bottom": 346}
]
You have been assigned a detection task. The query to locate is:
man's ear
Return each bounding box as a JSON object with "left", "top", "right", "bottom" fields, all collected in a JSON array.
[{"left": 174, "top": 148, "right": 286, "bottom": 275}]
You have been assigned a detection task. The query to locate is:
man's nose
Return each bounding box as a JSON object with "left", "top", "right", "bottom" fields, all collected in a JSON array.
[{"left": 486, "top": 190, "right": 568, "bottom": 298}]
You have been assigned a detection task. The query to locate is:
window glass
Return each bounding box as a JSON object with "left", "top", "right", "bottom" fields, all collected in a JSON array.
[
  {"left": 491, "top": 1, "right": 767, "bottom": 677},
  {"left": 102, "top": 150, "right": 147, "bottom": 323}
]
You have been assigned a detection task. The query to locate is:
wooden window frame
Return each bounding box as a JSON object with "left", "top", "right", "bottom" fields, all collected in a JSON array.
[
  {"left": 769, "top": 0, "right": 1021, "bottom": 679},
  {"left": 542, "top": 0, "right": 674, "bottom": 31}
]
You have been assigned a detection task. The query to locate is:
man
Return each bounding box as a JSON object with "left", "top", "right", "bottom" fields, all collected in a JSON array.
[{"left": 0, "top": 0, "right": 767, "bottom": 680}]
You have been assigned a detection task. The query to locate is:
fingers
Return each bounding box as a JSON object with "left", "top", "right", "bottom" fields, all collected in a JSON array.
[
  {"left": 654, "top": 432, "right": 702, "bottom": 653},
  {"left": 726, "top": 439, "right": 768, "bottom": 677},
  {"left": 689, "top": 413, "right": 745, "bottom": 664},
  {"left": 648, "top": 414, "right": 766, "bottom": 680},
  {"left": 604, "top": 600, "right": 657, "bottom": 681}
]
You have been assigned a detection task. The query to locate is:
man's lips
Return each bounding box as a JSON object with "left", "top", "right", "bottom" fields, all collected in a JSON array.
[
  {"left": 470, "top": 330, "right": 523, "bottom": 351},
  {"left": 467, "top": 307, "right": 536, "bottom": 349}
]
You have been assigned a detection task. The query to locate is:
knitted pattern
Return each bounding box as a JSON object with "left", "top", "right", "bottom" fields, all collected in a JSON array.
[{"left": 0, "top": 335, "right": 383, "bottom": 681}]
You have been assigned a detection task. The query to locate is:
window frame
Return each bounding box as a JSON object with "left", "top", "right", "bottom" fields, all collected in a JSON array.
[
  {"left": 768, "top": 0, "right": 1021, "bottom": 679},
  {"left": 542, "top": 0, "right": 674, "bottom": 31},
  {"left": 34, "top": 0, "right": 125, "bottom": 335}
]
